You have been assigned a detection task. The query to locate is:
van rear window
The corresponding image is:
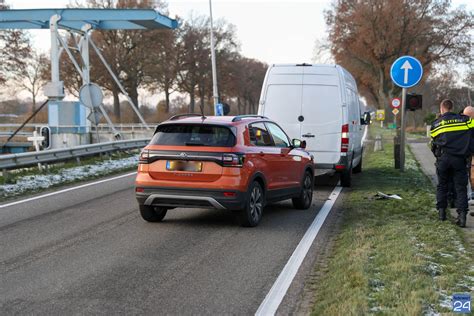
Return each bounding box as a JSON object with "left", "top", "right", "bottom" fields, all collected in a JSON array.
[{"left": 150, "top": 124, "right": 236, "bottom": 147}]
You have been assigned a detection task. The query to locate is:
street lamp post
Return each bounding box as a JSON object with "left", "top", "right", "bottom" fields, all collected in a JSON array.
[{"left": 209, "top": 0, "right": 219, "bottom": 115}]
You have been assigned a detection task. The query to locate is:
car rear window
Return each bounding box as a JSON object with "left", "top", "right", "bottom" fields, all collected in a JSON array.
[{"left": 150, "top": 124, "right": 236, "bottom": 147}]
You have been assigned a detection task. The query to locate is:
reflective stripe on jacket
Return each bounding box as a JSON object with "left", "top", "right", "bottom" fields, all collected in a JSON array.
[{"left": 430, "top": 112, "right": 473, "bottom": 157}]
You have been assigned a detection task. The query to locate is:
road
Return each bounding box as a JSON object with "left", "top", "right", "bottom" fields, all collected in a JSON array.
[{"left": 0, "top": 172, "right": 341, "bottom": 314}]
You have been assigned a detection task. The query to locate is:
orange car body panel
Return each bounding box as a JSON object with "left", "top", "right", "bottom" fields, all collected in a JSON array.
[{"left": 135, "top": 116, "right": 314, "bottom": 210}]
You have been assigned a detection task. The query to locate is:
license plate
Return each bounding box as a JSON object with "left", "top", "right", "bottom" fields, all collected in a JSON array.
[{"left": 166, "top": 160, "right": 203, "bottom": 172}]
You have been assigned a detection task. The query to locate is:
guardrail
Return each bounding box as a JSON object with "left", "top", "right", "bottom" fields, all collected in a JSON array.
[
  {"left": 0, "top": 123, "right": 159, "bottom": 131},
  {"left": 0, "top": 138, "right": 149, "bottom": 170}
]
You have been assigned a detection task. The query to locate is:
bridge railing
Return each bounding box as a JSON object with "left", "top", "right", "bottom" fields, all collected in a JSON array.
[
  {"left": 0, "top": 138, "right": 149, "bottom": 170},
  {"left": 0, "top": 123, "right": 159, "bottom": 135}
]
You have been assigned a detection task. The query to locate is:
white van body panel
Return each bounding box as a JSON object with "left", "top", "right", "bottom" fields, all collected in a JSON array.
[{"left": 258, "top": 64, "right": 365, "bottom": 173}]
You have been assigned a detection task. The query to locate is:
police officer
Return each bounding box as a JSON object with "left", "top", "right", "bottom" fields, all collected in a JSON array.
[
  {"left": 430, "top": 99, "right": 474, "bottom": 227},
  {"left": 463, "top": 105, "right": 474, "bottom": 215}
]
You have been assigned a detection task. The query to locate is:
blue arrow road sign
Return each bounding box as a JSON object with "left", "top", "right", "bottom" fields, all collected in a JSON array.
[{"left": 390, "top": 56, "right": 423, "bottom": 88}]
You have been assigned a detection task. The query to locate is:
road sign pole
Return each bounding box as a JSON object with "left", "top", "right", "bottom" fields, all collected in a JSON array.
[
  {"left": 400, "top": 88, "right": 407, "bottom": 172},
  {"left": 390, "top": 55, "right": 423, "bottom": 172},
  {"left": 209, "top": 0, "right": 219, "bottom": 114}
]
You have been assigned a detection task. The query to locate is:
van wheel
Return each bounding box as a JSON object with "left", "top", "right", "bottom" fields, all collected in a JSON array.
[
  {"left": 340, "top": 167, "right": 352, "bottom": 187},
  {"left": 139, "top": 205, "right": 167, "bottom": 222},
  {"left": 353, "top": 157, "right": 362, "bottom": 174},
  {"left": 238, "top": 181, "right": 264, "bottom": 227},
  {"left": 292, "top": 171, "right": 313, "bottom": 209}
]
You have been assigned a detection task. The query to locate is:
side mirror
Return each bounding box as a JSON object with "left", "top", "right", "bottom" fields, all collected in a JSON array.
[
  {"left": 292, "top": 139, "right": 307, "bottom": 149},
  {"left": 361, "top": 112, "right": 371, "bottom": 125}
]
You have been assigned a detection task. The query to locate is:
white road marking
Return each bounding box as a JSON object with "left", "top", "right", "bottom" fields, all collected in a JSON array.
[
  {"left": 0, "top": 172, "right": 137, "bottom": 209},
  {"left": 255, "top": 185, "right": 343, "bottom": 316}
]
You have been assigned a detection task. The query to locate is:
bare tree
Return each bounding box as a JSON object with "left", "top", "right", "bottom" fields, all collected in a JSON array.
[
  {"left": 311, "top": 37, "right": 334, "bottom": 64},
  {"left": 16, "top": 52, "right": 49, "bottom": 111},
  {"left": 0, "top": 3, "right": 32, "bottom": 85},
  {"left": 326, "top": 0, "right": 473, "bottom": 111}
]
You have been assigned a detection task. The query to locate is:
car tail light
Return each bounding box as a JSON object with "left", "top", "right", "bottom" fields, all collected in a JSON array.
[
  {"left": 223, "top": 192, "right": 236, "bottom": 197},
  {"left": 136, "top": 187, "right": 144, "bottom": 193},
  {"left": 222, "top": 153, "right": 245, "bottom": 167},
  {"left": 341, "top": 124, "right": 349, "bottom": 152},
  {"left": 139, "top": 150, "right": 149, "bottom": 164}
]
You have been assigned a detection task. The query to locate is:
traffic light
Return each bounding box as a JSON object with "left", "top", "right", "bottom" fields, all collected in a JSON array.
[
  {"left": 406, "top": 93, "right": 422, "bottom": 111},
  {"left": 40, "top": 126, "right": 51, "bottom": 149}
]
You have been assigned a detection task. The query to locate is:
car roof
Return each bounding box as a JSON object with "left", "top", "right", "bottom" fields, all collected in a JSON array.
[{"left": 159, "top": 115, "right": 270, "bottom": 126}]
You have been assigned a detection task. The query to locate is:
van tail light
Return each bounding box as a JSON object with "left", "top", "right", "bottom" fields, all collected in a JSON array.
[
  {"left": 222, "top": 153, "right": 245, "bottom": 167},
  {"left": 341, "top": 124, "right": 349, "bottom": 152},
  {"left": 139, "top": 149, "right": 149, "bottom": 164}
]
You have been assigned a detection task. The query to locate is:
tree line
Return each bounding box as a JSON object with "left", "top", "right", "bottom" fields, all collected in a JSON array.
[
  {"left": 0, "top": 0, "right": 267, "bottom": 123},
  {"left": 321, "top": 0, "right": 473, "bottom": 127}
]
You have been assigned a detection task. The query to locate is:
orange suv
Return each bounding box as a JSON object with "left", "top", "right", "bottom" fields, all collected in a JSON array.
[{"left": 135, "top": 114, "right": 314, "bottom": 227}]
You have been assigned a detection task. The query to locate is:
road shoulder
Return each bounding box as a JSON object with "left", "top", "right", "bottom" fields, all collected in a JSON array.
[
  {"left": 299, "top": 131, "right": 474, "bottom": 314},
  {"left": 281, "top": 189, "right": 346, "bottom": 315}
]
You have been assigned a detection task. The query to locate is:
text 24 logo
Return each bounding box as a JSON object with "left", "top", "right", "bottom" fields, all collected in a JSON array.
[{"left": 453, "top": 293, "right": 471, "bottom": 313}]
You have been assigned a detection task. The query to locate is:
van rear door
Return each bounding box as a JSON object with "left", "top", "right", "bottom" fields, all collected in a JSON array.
[
  {"left": 259, "top": 67, "right": 303, "bottom": 141},
  {"left": 301, "top": 70, "right": 342, "bottom": 165}
]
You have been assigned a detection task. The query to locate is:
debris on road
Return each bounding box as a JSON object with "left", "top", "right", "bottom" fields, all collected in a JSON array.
[{"left": 374, "top": 191, "right": 402, "bottom": 200}]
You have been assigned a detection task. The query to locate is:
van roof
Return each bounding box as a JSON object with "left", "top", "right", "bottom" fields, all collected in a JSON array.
[{"left": 267, "top": 64, "right": 356, "bottom": 88}]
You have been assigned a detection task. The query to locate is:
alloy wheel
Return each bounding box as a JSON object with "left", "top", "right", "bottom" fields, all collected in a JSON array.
[
  {"left": 249, "top": 185, "right": 263, "bottom": 222},
  {"left": 303, "top": 174, "right": 313, "bottom": 205}
]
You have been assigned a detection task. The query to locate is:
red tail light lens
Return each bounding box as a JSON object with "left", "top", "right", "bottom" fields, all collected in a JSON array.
[
  {"left": 139, "top": 150, "right": 149, "bottom": 164},
  {"left": 341, "top": 124, "right": 349, "bottom": 133},
  {"left": 222, "top": 153, "right": 245, "bottom": 167},
  {"left": 341, "top": 124, "right": 349, "bottom": 152}
]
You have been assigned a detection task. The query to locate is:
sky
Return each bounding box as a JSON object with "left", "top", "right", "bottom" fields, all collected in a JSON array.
[
  {"left": 4, "top": 0, "right": 473, "bottom": 104},
  {"left": 7, "top": 0, "right": 473, "bottom": 65},
  {"left": 8, "top": 0, "right": 331, "bottom": 64}
]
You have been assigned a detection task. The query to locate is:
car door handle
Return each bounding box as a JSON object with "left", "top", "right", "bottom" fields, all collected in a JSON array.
[{"left": 302, "top": 133, "right": 315, "bottom": 138}]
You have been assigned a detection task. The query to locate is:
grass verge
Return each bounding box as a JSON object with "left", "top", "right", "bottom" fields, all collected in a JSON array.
[{"left": 311, "top": 127, "right": 473, "bottom": 315}]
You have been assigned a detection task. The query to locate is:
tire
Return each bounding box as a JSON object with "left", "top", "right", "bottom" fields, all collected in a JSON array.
[
  {"left": 238, "top": 181, "right": 264, "bottom": 227},
  {"left": 292, "top": 171, "right": 314, "bottom": 209},
  {"left": 340, "top": 166, "right": 352, "bottom": 187},
  {"left": 353, "top": 156, "right": 362, "bottom": 174},
  {"left": 139, "top": 205, "right": 168, "bottom": 222}
]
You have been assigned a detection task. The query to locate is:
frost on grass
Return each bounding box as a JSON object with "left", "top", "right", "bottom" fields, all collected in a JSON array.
[
  {"left": 438, "top": 253, "right": 454, "bottom": 258},
  {"left": 438, "top": 290, "right": 451, "bottom": 309},
  {"left": 452, "top": 240, "right": 466, "bottom": 254},
  {"left": 425, "top": 262, "right": 442, "bottom": 277},
  {"left": 0, "top": 156, "right": 138, "bottom": 198}
]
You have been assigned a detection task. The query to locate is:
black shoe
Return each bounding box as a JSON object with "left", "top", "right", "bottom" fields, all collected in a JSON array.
[
  {"left": 438, "top": 209, "right": 447, "bottom": 221},
  {"left": 457, "top": 210, "right": 467, "bottom": 228}
]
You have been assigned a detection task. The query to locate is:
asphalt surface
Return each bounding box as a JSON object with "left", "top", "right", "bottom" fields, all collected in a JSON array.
[{"left": 0, "top": 172, "right": 339, "bottom": 315}]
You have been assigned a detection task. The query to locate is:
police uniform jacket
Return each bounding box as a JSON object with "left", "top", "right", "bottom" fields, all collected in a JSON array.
[{"left": 430, "top": 112, "right": 474, "bottom": 157}]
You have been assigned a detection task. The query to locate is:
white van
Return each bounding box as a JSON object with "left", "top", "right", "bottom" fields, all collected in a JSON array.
[{"left": 257, "top": 64, "right": 370, "bottom": 187}]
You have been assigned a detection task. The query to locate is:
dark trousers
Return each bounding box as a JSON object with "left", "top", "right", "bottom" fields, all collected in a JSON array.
[
  {"left": 447, "top": 172, "right": 456, "bottom": 206},
  {"left": 436, "top": 154, "right": 469, "bottom": 211}
]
